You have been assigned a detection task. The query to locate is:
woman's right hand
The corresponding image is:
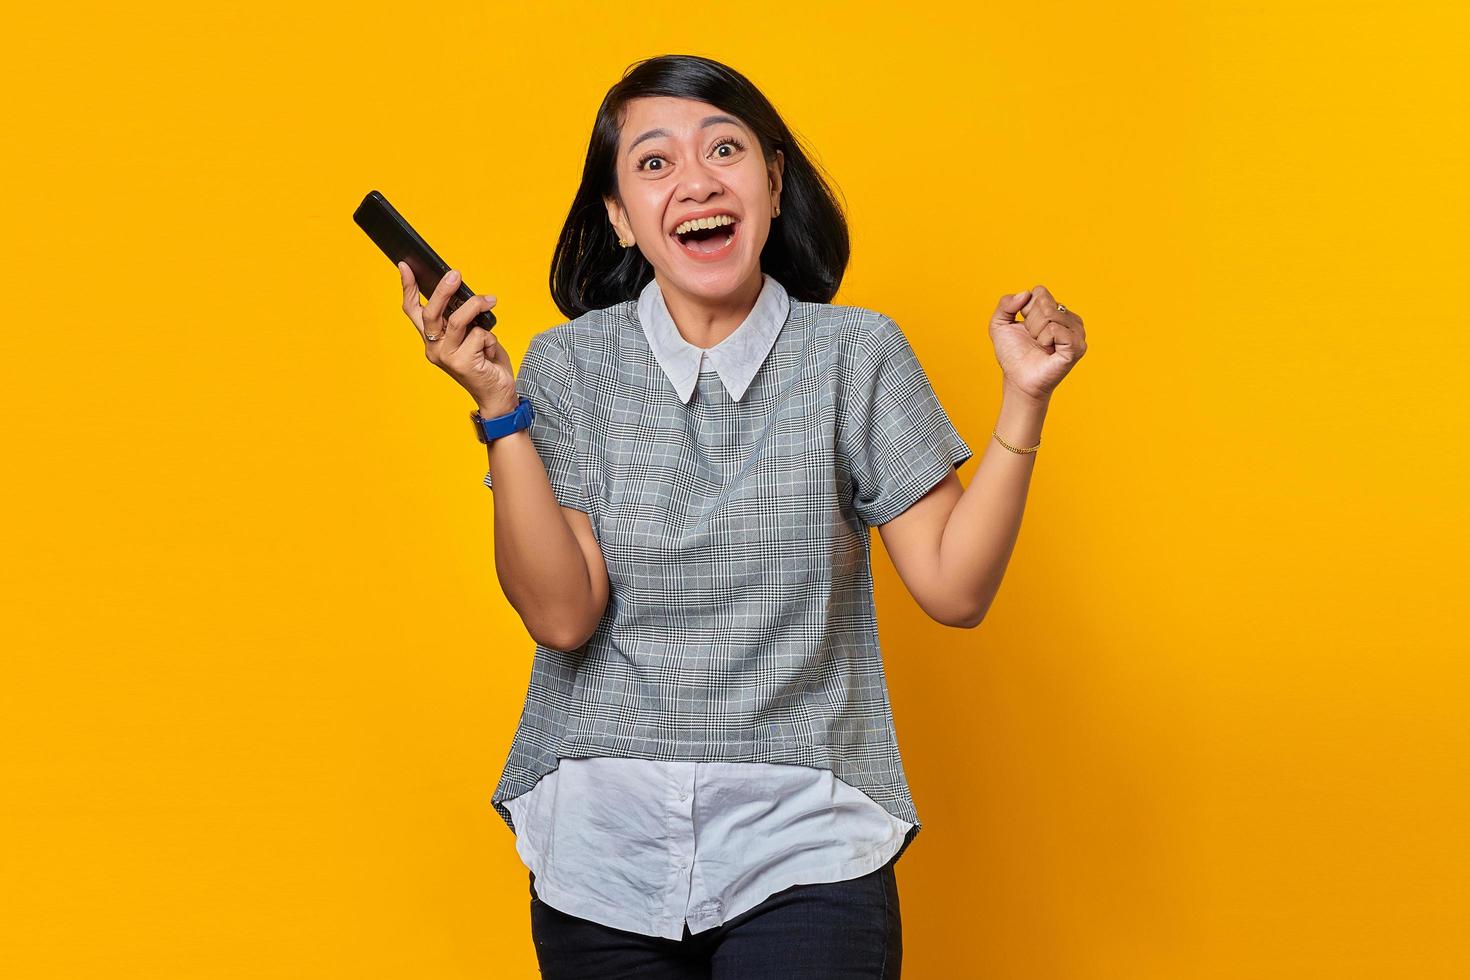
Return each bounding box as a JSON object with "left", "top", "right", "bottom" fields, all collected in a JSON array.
[{"left": 400, "top": 262, "right": 519, "bottom": 416}]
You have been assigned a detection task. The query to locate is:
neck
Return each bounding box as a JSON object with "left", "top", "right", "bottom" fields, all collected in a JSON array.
[{"left": 657, "top": 269, "right": 765, "bottom": 350}]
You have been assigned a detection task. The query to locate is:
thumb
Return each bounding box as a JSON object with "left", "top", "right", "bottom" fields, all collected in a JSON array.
[{"left": 994, "top": 289, "right": 1032, "bottom": 320}]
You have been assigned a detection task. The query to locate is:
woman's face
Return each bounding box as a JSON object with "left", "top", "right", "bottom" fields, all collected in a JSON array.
[{"left": 604, "top": 96, "right": 783, "bottom": 305}]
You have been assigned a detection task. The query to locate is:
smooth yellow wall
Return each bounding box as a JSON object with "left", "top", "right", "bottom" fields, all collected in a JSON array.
[{"left": 3, "top": 1, "right": 1465, "bottom": 976}]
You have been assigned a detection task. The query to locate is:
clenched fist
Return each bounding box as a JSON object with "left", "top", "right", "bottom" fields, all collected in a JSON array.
[{"left": 987, "top": 284, "right": 1087, "bottom": 402}]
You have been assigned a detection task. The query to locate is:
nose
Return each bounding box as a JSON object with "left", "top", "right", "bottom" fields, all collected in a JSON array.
[{"left": 676, "top": 157, "right": 726, "bottom": 201}]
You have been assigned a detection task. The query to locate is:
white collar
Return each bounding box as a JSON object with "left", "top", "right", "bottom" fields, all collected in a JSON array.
[{"left": 636, "top": 273, "right": 790, "bottom": 404}]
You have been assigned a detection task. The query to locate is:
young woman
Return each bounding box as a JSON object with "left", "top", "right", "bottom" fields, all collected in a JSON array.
[{"left": 398, "top": 53, "right": 1086, "bottom": 980}]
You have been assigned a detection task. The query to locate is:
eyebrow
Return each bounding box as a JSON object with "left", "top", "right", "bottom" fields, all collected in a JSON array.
[{"left": 627, "top": 114, "right": 743, "bottom": 155}]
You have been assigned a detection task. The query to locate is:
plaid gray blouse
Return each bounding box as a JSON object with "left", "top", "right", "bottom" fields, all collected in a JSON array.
[{"left": 483, "top": 272, "right": 973, "bottom": 838}]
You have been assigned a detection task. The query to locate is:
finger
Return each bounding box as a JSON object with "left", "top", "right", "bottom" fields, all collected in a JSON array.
[
  {"left": 1052, "top": 309, "right": 1084, "bottom": 341},
  {"left": 450, "top": 325, "right": 507, "bottom": 384},
  {"left": 399, "top": 262, "right": 425, "bottom": 331},
  {"left": 424, "top": 268, "right": 463, "bottom": 337},
  {"left": 1020, "top": 284, "right": 1059, "bottom": 321},
  {"left": 448, "top": 293, "right": 497, "bottom": 333},
  {"left": 1023, "top": 284, "right": 1056, "bottom": 309},
  {"left": 1035, "top": 320, "right": 1056, "bottom": 352},
  {"left": 993, "top": 289, "right": 1032, "bottom": 322},
  {"left": 1037, "top": 318, "right": 1080, "bottom": 354},
  {"left": 446, "top": 294, "right": 498, "bottom": 349},
  {"left": 1025, "top": 287, "right": 1074, "bottom": 341},
  {"left": 464, "top": 322, "right": 503, "bottom": 364}
]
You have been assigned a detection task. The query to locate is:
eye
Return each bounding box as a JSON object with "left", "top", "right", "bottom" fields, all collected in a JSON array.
[
  {"left": 635, "top": 136, "right": 747, "bottom": 172},
  {"left": 636, "top": 150, "right": 667, "bottom": 172},
  {"left": 712, "top": 136, "right": 746, "bottom": 158}
]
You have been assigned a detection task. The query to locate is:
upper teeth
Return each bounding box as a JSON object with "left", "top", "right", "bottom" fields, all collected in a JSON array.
[{"left": 674, "top": 214, "right": 736, "bottom": 236}]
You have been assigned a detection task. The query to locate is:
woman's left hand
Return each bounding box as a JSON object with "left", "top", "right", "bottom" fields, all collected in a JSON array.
[{"left": 988, "top": 284, "right": 1087, "bottom": 402}]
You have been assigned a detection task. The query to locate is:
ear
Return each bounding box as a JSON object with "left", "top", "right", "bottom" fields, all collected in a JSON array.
[
  {"left": 768, "top": 149, "right": 785, "bottom": 201},
  {"left": 603, "top": 194, "right": 633, "bottom": 244}
]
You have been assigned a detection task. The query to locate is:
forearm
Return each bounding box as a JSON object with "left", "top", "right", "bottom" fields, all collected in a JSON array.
[
  {"left": 486, "top": 429, "right": 595, "bottom": 650},
  {"left": 937, "top": 382, "right": 1050, "bottom": 626}
]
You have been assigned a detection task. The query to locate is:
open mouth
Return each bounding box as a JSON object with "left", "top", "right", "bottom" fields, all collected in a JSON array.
[{"left": 672, "top": 218, "right": 739, "bottom": 257}]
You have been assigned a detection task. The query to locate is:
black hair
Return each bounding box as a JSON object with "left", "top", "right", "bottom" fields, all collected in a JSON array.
[{"left": 549, "top": 54, "right": 850, "bottom": 320}]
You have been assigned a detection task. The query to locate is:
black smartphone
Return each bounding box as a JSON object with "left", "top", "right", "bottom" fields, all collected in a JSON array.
[{"left": 353, "top": 189, "right": 496, "bottom": 331}]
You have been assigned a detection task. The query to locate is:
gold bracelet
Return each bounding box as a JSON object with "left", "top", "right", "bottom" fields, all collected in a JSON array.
[{"left": 992, "top": 428, "right": 1041, "bottom": 454}]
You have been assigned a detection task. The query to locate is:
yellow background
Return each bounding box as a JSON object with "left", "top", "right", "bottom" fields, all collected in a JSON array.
[{"left": 4, "top": 1, "right": 1466, "bottom": 976}]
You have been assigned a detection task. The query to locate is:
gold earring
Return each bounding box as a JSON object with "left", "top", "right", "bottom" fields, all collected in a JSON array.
[
  {"left": 773, "top": 204, "right": 781, "bottom": 217},
  {"left": 618, "top": 237, "right": 631, "bottom": 247}
]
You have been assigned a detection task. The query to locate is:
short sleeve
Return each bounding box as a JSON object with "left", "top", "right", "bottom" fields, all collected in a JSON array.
[
  {"left": 840, "top": 315, "right": 974, "bottom": 527},
  {"left": 482, "top": 331, "right": 591, "bottom": 514}
]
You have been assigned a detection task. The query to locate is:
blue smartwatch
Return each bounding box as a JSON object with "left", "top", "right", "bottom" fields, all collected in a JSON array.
[{"left": 471, "top": 396, "right": 535, "bottom": 444}]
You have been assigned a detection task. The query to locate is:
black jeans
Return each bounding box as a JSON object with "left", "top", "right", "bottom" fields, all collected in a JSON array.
[{"left": 528, "top": 852, "right": 903, "bottom": 979}]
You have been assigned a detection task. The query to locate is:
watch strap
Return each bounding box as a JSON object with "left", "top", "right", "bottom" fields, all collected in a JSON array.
[{"left": 472, "top": 397, "right": 535, "bottom": 444}]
